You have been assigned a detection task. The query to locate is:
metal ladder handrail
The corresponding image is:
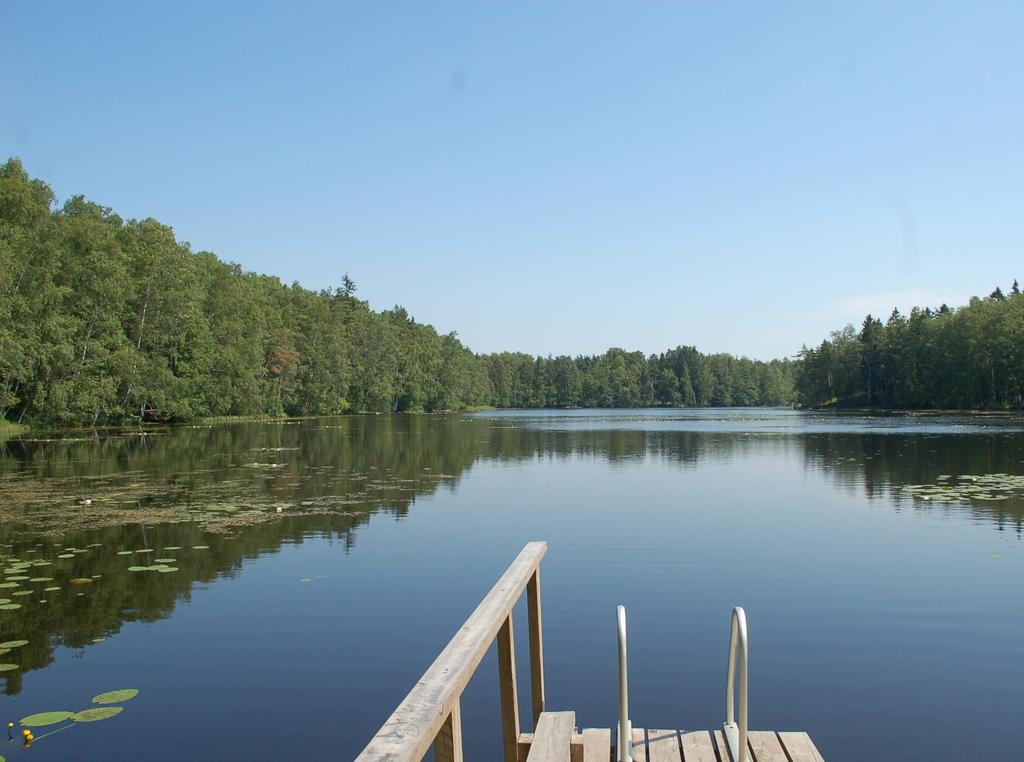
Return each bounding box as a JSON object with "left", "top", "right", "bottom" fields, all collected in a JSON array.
[
  {"left": 616, "top": 605, "right": 632, "bottom": 762},
  {"left": 723, "top": 606, "right": 749, "bottom": 762}
]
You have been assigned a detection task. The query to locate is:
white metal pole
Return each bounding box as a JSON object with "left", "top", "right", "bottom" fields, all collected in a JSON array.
[{"left": 617, "top": 605, "right": 631, "bottom": 762}]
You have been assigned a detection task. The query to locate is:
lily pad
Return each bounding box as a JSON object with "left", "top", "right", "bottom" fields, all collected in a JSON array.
[
  {"left": 0, "top": 664, "right": 19, "bottom": 671},
  {"left": 69, "top": 578, "right": 93, "bottom": 585},
  {"left": 92, "top": 688, "right": 138, "bottom": 704},
  {"left": 0, "top": 582, "right": 19, "bottom": 589},
  {"left": 192, "top": 545, "right": 209, "bottom": 550},
  {"left": 163, "top": 546, "right": 182, "bottom": 551},
  {"left": 56, "top": 553, "right": 74, "bottom": 559},
  {"left": 72, "top": 706, "right": 123, "bottom": 722},
  {"left": 0, "top": 640, "right": 28, "bottom": 648},
  {"left": 0, "top": 604, "right": 21, "bottom": 610},
  {"left": 20, "top": 711, "right": 74, "bottom": 727},
  {"left": 116, "top": 551, "right": 133, "bottom": 556},
  {"left": 44, "top": 586, "right": 60, "bottom": 592},
  {"left": 29, "top": 577, "right": 53, "bottom": 582},
  {"left": 128, "top": 566, "right": 150, "bottom": 572},
  {"left": 5, "top": 576, "right": 29, "bottom": 581},
  {"left": 154, "top": 558, "right": 176, "bottom": 564},
  {"left": 155, "top": 566, "right": 178, "bottom": 573}
]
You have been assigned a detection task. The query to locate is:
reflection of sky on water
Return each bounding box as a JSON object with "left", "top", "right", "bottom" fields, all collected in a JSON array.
[{"left": 0, "top": 411, "right": 1020, "bottom": 761}]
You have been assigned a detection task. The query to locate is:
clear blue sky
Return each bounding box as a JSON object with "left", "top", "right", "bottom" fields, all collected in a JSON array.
[{"left": 4, "top": 2, "right": 1022, "bottom": 360}]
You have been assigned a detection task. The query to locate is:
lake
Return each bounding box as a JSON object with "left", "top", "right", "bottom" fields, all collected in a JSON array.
[{"left": 0, "top": 408, "right": 1021, "bottom": 761}]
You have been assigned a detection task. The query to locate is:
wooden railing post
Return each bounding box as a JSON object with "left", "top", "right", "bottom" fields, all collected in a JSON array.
[
  {"left": 527, "top": 568, "right": 545, "bottom": 725},
  {"left": 434, "top": 698, "right": 464, "bottom": 762},
  {"left": 498, "top": 613, "right": 521, "bottom": 762},
  {"left": 357, "top": 543, "right": 547, "bottom": 761}
]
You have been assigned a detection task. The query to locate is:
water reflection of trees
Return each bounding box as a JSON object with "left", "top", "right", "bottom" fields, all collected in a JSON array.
[
  {"left": 800, "top": 432, "right": 1024, "bottom": 533},
  {"left": 0, "top": 417, "right": 1020, "bottom": 694}
]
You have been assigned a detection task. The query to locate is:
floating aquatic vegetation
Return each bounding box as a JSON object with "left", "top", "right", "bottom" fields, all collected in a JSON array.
[
  {"left": 29, "top": 577, "right": 53, "bottom": 582},
  {"left": 92, "top": 689, "right": 138, "bottom": 704},
  {"left": 900, "top": 473, "right": 1024, "bottom": 504},
  {"left": 154, "top": 558, "right": 176, "bottom": 564},
  {"left": 56, "top": 553, "right": 74, "bottom": 559},
  {"left": 69, "top": 578, "right": 93, "bottom": 585},
  {"left": 44, "top": 586, "right": 60, "bottom": 591},
  {"left": 20, "top": 711, "right": 74, "bottom": 727},
  {"left": 127, "top": 566, "right": 149, "bottom": 572},
  {"left": 155, "top": 566, "right": 178, "bottom": 573},
  {"left": 116, "top": 551, "right": 133, "bottom": 556},
  {"left": 13, "top": 591, "right": 33, "bottom": 597},
  {"left": 71, "top": 706, "right": 123, "bottom": 722},
  {"left": 0, "top": 640, "right": 28, "bottom": 648},
  {"left": 0, "top": 604, "right": 21, "bottom": 610},
  {"left": 0, "top": 664, "right": 19, "bottom": 671},
  {"left": 163, "top": 546, "right": 182, "bottom": 550},
  {"left": 5, "top": 576, "right": 28, "bottom": 581},
  {"left": 192, "top": 545, "right": 209, "bottom": 550},
  {"left": 0, "top": 583, "right": 18, "bottom": 589}
]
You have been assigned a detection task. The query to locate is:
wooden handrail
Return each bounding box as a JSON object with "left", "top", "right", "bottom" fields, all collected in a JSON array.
[{"left": 357, "top": 541, "right": 549, "bottom": 762}]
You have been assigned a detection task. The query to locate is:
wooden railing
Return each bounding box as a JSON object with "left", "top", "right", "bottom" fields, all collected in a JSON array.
[{"left": 357, "top": 541, "right": 549, "bottom": 762}]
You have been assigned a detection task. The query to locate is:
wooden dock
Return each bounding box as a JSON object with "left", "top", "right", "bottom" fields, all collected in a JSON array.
[
  {"left": 356, "top": 542, "right": 827, "bottom": 762},
  {"left": 517, "top": 724, "right": 825, "bottom": 762}
]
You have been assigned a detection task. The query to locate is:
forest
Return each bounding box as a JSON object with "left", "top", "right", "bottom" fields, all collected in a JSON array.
[
  {"left": 793, "top": 287, "right": 1024, "bottom": 410},
  {"left": 0, "top": 159, "right": 794, "bottom": 427}
]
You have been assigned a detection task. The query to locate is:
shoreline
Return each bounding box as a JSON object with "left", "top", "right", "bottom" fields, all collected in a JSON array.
[{"left": 4, "top": 404, "right": 1023, "bottom": 439}]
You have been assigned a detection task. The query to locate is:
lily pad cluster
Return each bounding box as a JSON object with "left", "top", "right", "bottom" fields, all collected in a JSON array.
[
  {"left": 17, "top": 688, "right": 139, "bottom": 734},
  {"left": 900, "top": 473, "right": 1024, "bottom": 503},
  {"left": 0, "top": 538, "right": 216, "bottom": 655},
  {"left": 128, "top": 564, "right": 178, "bottom": 573}
]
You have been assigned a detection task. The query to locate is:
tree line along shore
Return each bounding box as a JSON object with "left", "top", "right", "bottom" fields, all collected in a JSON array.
[{"left": 1, "top": 158, "right": 1020, "bottom": 428}]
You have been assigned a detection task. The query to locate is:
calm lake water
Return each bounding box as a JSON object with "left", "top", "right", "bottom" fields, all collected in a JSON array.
[{"left": 0, "top": 408, "right": 1022, "bottom": 761}]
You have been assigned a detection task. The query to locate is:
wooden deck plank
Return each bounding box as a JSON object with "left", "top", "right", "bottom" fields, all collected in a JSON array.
[
  {"left": 777, "top": 732, "right": 825, "bottom": 762},
  {"left": 528, "top": 727, "right": 823, "bottom": 762},
  {"left": 646, "top": 729, "right": 682, "bottom": 762},
  {"left": 746, "top": 731, "right": 787, "bottom": 762},
  {"left": 521, "top": 731, "right": 588, "bottom": 762},
  {"left": 571, "top": 734, "right": 585, "bottom": 762},
  {"left": 582, "top": 728, "right": 612, "bottom": 762},
  {"left": 712, "top": 731, "right": 730, "bottom": 762},
  {"left": 526, "top": 712, "right": 576, "bottom": 762},
  {"left": 679, "top": 731, "right": 720, "bottom": 762},
  {"left": 631, "top": 728, "right": 648, "bottom": 762}
]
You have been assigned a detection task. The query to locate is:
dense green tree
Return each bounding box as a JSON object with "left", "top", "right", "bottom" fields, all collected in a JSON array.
[
  {"left": 2, "top": 159, "right": 803, "bottom": 426},
  {"left": 795, "top": 286, "right": 1024, "bottom": 410}
]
